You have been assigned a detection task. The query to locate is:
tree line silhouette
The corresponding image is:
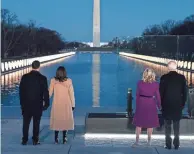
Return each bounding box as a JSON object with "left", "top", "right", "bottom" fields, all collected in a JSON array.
[
  {"left": 107, "top": 14, "right": 194, "bottom": 61},
  {"left": 1, "top": 9, "right": 88, "bottom": 59}
]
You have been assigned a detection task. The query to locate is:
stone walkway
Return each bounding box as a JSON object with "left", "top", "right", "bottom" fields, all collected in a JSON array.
[{"left": 1, "top": 118, "right": 194, "bottom": 154}]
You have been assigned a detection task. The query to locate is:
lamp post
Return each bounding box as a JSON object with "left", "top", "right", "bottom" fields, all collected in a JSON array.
[{"left": 127, "top": 88, "right": 133, "bottom": 117}]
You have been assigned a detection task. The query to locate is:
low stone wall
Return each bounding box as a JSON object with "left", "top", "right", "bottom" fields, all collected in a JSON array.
[
  {"left": 85, "top": 113, "right": 194, "bottom": 136},
  {"left": 1, "top": 52, "right": 75, "bottom": 74},
  {"left": 119, "top": 52, "right": 194, "bottom": 71}
]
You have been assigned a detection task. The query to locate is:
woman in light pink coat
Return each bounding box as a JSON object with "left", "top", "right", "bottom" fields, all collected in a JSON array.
[{"left": 49, "top": 66, "right": 75, "bottom": 144}]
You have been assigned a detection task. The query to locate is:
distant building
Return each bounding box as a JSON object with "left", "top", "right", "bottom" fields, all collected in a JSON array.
[{"left": 82, "top": 42, "right": 108, "bottom": 47}]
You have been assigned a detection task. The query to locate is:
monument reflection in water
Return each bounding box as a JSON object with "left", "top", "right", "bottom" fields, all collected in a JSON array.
[{"left": 92, "top": 54, "right": 100, "bottom": 107}]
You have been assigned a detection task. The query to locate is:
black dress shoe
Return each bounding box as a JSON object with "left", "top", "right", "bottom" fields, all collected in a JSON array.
[
  {"left": 55, "top": 131, "right": 59, "bottom": 144},
  {"left": 33, "top": 140, "right": 40, "bottom": 145},
  {"left": 21, "top": 140, "right": 27, "bottom": 145},
  {"left": 55, "top": 138, "right": 59, "bottom": 144},
  {"left": 63, "top": 137, "right": 67, "bottom": 144},
  {"left": 63, "top": 131, "right": 67, "bottom": 144},
  {"left": 174, "top": 146, "right": 180, "bottom": 150},
  {"left": 164, "top": 146, "right": 171, "bottom": 150}
]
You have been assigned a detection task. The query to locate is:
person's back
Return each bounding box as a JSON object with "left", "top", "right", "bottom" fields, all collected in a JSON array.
[
  {"left": 49, "top": 66, "right": 75, "bottom": 144},
  {"left": 52, "top": 78, "right": 72, "bottom": 103},
  {"left": 160, "top": 71, "right": 187, "bottom": 120},
  {"left": 50, "top": 78, "right": 74, "bottom": 116},
  {"left": 19, "top": 60, "right": 49, "bottom": 145},
  {"left": 159, "top": 61, "right": 187, "bottom": 150},
  {"left": 20, "top": 71, "right": 49, "bottom": 114},
  {"left": 132, "top": 68, "right": 161, "bottom": 147},
  {"left": 137, "top": 80, "right": 159, "bottom": 98}
]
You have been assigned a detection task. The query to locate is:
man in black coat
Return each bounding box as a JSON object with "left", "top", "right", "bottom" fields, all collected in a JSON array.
[
  {"left": 19, "top": 60, "right": 50, "bottom": 145},
  {"left": 159, "top": 61, "right": 187, "bottom": 150}
]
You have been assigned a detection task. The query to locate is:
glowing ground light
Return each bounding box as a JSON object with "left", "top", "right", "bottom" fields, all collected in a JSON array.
[
  {"left": 1, "top": 56, "right": 72, "bottom": 86},
  {"left": 84, "top": 133, "right": 194, "bottom": 140},
  {"left": 1, "top": 52, "right": 75, "bottom": 72},
  {"left": 125, "top": 55, "right": 194, "bottom": 85},
  {"left": 119, "top": 52, "right": 194, "bottom": 71}
]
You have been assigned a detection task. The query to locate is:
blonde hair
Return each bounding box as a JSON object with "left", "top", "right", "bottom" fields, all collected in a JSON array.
[{"left": 142, "top": 68, "right": 156, "bottom": 83}]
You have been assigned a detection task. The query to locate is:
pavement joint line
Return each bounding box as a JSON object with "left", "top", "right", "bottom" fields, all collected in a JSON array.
[
  {"left": 154, "top": 147, "right": 160, "bottom": 154},
  {"left": 39, "top": 125, "right": 50, "bottom": 142},
  {"left": 67, "top": 145, "right": 72, "bottom": 154},
  {"left": 73, "top": 130, "right": 75, "bottom": 139},
  {"left": 39, "top": 125, "right": 48, "bottom": 133},
  {"left": 40, "top": 130, "right": 51, "bottom": 142},
  {"left": 1, "top": 120, "right": 9, "bottom": 124}
]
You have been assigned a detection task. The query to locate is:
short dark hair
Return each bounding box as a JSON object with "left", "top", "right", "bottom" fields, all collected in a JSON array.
[
  {"left": 32, "top": 60, "right": 40, "bottom": 69},
  {"left": 55, "top": 66, "right": 67, "bottom": 82}
]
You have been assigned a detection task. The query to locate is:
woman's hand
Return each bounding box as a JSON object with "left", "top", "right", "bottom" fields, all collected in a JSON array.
[{"left": 157, "top": 107, "right": 162, "bottom": 111}]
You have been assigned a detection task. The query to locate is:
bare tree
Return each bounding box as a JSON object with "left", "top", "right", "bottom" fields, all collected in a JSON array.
[
  {"left": 161, "top": 20, "right": 177, "bottom": 34},
  {"left": 142, "top": 24, "right": 163, "bottom": 35},
  {"left": 1, "top": 9, "right": 23, "bottom": 58},
  {"left": 0, "top": 9, "right": 86, "bottom": 58},
  {"left": 184, "top": 14, "right": 194, "bottom": 22},
  {"left": 26, "top": 20, "right": 37, "bottom": 55}
]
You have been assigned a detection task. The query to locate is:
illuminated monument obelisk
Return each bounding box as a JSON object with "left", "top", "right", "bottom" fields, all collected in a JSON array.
[{"left": 93, "top": 0, "right": 100, "bottom": 47}]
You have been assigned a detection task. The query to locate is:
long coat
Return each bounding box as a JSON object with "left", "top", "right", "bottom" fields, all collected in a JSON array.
[
  {"left": 159, "top": 71, "right": 187, "bottom": 120},
  {"left": 19, "top": 70, "right": 50, "bottom": 117},
  {"left": 49, "top": 78, "right": 75, "bottom": 131},
  {"left": 133, "top": 80, "right": 161, "bottom": 128}
]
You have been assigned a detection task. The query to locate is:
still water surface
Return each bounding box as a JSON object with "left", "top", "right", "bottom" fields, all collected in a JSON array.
[{"left": 1, "top": 53, "right": 193, "bottom": 110}]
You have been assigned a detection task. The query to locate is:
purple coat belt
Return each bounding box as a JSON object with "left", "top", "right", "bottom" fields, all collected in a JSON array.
[{"left": 139, "top": 95, "right": 155, "bottom": 98}]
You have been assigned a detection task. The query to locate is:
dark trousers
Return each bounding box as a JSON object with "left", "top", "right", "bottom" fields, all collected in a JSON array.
[
  {"left": 55, "top": 131, "right": 67, "bottom": 138},
  {"left": 164, "top": 119, "right": 180, "bottom": 147},
  {"left": 22, "top": 113, "right": 41, "bottom": 142}
]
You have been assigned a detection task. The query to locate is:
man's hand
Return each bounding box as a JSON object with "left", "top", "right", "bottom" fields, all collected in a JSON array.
[
  {"left": 21, "top": 107, "right": 24, "bottom": 115},
  {"left": 158, "top": 107, "right": 162, "bottom": 113},
  {"left": 157, "top": 106, "right": 162, "bottom": 111},
  {"left": 43, "top": 106, "right": 48, "bottom": 111}
]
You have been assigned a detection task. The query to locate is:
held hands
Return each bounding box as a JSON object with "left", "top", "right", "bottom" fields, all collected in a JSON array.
[
  {"left": 43, "top": 105, "right": 49, "bottom": 111},
  {"left": 157, "top": 107, "right": 162, "bottom": 113},
  {"left": 21, "top": 107, "right": 24, "bottom": 115}
]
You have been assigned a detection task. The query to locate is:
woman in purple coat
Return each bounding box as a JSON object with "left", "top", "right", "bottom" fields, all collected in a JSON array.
[{"left": 132, "top": 68, "right": 161, "bottom": 147}]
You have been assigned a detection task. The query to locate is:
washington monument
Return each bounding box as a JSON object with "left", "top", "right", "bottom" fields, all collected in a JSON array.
[{"left": 93, "top": 0, "right": 100, "bottom": 47}]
